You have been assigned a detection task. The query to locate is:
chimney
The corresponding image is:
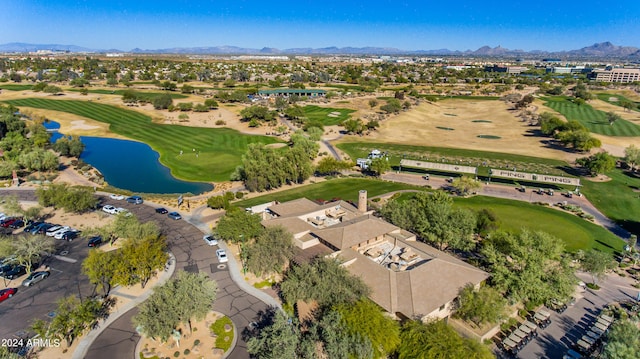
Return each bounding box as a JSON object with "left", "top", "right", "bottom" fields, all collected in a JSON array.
[{"left": 358, "top": 190, "right": 367, "bottom": 212}]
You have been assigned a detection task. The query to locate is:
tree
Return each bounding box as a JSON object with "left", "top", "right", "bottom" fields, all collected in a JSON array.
[
  {"left": 82, "top": 249, "right": 118, "bottom": 296},
  {"left": 53, "top": 136, "right": 85, "bottom": 157},
  {"left": 576, "top": 151, "right": 616, "bottom": 176},
  {"left": 515, "top": 94, "right": 534, "bottom": 109},
  {"left": 539, "top": 113, "right": 565, "bottom": 135},
  {"left": 0, "top": 234, "right": 55, "bottom": 273},
  {"left": 398, "top": 320, "right": 494, "bottom": 359},
  {"left": 368, "top": 157, "right": 391, "bottom": 176},
  {"left": 280, "top": 258, "right": 370, "bottom": 307},
  {"left": 380, "top": 98, "right": 402, "bottom": 114},
  {"left": 247, "top": 310, "right": 300, "bottom": 359},
  {"left": 31, "top": 296, "right": 108, "bottom": 347},
  {"left": 36, "top": 183, "right": 99, "bottom": 213},
  {"left": 607, "top": 111, "right": 622, "bottom": 126},
  {"left": 204, "top": 98, "right": 219, "bottom": 109},
  {"left": 481, "top": 230, "right": 576, "bottom": 305},
  {"left": 215, "top": 207, "right": 264, "bottom": 243},
  {"left": 43, "top": 85, "right": 63, "bottom": 95},
  {"left": 581, "top": 250, "right": 616, "bottom": 285},
  {"left": 624, "top": 144, "right": 640, "bottom": 171},
  {"left": 450, "top": 176, "right": 481, "bottom": 196},
  {"left": 153, "top": 94, "right": 173, "bottom": 110},
  {"left": 619, "top": 99, "right": 636, "bottom": 112},
  {"left": 475, "top": 208, "right": 499, "bottom": 237},
  {"left": 315, "top": 157, "right": 352, "bottom": 176},
  {"left": 380, "top": 191, "right": 476, "bottom": 251},
  {"left": 133, "top": 271, "right": 217, "bottom": 341},
  {"left": 342, "top": 118, "right": 365, "bottom": 134},
  {"left": 115, "top": 235, "right": 168, "bottom": 288},
  {"left": 602, "top": 319, "right": 640, "bottom": 359},
  {"left": 245, "top": 225, "right": 295, "bottom": 276},
  {"left": 454, "top": 284, "right": 507, "bottom": 326},
  {"left": 240, "top": 105, "right": 276, "bottom": 123},
  {"left": 335, "top": 299, "right": 400, "bottom": 358}
]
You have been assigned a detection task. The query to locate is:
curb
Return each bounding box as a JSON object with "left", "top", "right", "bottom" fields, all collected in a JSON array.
[{"left": 72, "top": 252, "right": 177, "bottom": 359}]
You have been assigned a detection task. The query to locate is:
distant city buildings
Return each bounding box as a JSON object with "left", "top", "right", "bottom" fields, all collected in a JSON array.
[{"left": 591, "top": 67, "right": 640, "bottom": 83}]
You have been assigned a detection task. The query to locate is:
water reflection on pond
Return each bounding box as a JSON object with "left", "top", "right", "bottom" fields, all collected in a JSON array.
[{"left": 47, "top": 122, "right": 213, "bottom": 194}]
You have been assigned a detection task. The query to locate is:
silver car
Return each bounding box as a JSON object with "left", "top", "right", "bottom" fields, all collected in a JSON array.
[{"left": 22, "top": 271, "right": 50, "bottom": 287}]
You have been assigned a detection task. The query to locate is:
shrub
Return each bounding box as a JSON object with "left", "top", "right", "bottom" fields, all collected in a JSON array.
[
  {"left": 183, "top": 349, "right": 190, "bottom": 355},
  {"left": 173, "top": 351, "right": 180, "bottom": 358},
  {"left": 215, "top": 120, "right": 226, "bottom": 125},
  {"left": 235, "top": 192, "right": 244, "bottom": 199}
]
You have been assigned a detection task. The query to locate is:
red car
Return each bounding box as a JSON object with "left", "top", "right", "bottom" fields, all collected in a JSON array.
[
  {"left": 0, "top": 288, "right": 17, "bottom": 302},
  {"left": 0, "top": 218, "right": 18, "bottom": 228}
]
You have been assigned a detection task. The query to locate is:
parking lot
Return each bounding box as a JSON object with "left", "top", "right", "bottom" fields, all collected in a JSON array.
[
  {"left": 505, "top": 272, "right": 639, "bottom": 358},
  {"left": 0, "top": 236, "right": 95, "bottom": 341}
]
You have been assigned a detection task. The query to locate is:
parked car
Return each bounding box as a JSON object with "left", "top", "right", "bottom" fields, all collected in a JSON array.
[
  {"left": 0, "top": 213, "right": 7, "bottom": 221},
  {"left": 109, "top": 193, "right": 125, "bottom": 200},
  {"left": 23, "top": 221, "right": 43, "bottom": 233},
  {"left": 8, "top": 219, "right": 24, "bottom": 229},
  {"left": 216, "top": 249, "right": 228, "bottom": 263},
  {"left": 102, "top": 205, "right": 117, "bottom": 215},
  {"left": 0, "top": 218, "right": 19, "bottom": 228},
  {"left": 88, "top": 236, "right": 103, "bottom": 247},
  {"left": 155, "top": 207, "right": 168, "bottom": 214},
  {"left": 0, "top": 288, "right": 17, "bottom": 303},
  {"left": 167, "top": 212, "right": 182, "bottom": 220},
  {"left": 46, "top": 226, "right": 69, "bottom": 237},
  {"left": 22, "top": 271, "right": 50, "bottom": 287},
  {"left": 422, "top": 174, "right": 430, "bottom": 180},
  {"left": 0, "top": 263, "right": 15, "bottom": 276},
  {"left": 203, "top": 234, "right": 218, "bottom": 246},
  {"left": 3, "top": 265, "right": 27, "bottom": 280},
  {"left": 58, "top": 231, "right": 79, "bottom": 241},
  {"left": 33, "top": 223, "right": 55, "bottom": 235},
  {"left": 114, "top": 207, "right": 131, "bottom": 216},
  {"left": 126, "top": 196, "right": 143, "bottom": 204}
]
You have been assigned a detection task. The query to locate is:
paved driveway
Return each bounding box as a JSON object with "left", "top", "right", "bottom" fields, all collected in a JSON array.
[{"left": 84, "top": 197, "right": 269, "bottom": 359}]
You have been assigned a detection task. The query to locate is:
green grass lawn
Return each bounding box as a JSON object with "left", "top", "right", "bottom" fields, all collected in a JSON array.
[
  {"left": 3, "top": 98, "right": 280, "bottom": 182},
  {"left": 596, "top": 93, "right": 640, "bottom": 112},
  {"left": 337, "top": 142, "right": 570, "bottom": 177},
  {"left": 454, "top": 196, "right": 625, "bottom": 253},
  {"left": 543, "top": 96, "right": 640, "bottom": 136},
  {"left": 234, "top": 177, "right": 424, "bottom": 208},
  {"left": 0, "top": 84, "right": 34, "bottom": 91},
  {"left": 67, "top": 88, "right": 188, "bottom": 99},
  {"left": 580, "top": 168, "right": 640, "bottom": 236},
  {"left": 302, "top": 105, "right": 355, "bottom": 126}
]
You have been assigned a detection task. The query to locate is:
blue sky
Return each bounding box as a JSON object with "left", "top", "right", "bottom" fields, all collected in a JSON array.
[{"left": 3, "top": 0, "right": 640, "bottom": 51}]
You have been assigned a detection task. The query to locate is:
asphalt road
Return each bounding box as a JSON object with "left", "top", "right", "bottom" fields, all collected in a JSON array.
[{"left": 83, "top": 197, "right": 269, "bottom": 359}]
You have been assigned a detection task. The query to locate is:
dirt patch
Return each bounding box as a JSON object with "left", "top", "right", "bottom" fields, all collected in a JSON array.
[
  {"left": 138, "top": 311, "right": 228, "bottom": 359},
  {"left": 582, "top": 174, "right": 612, "bottom": 182}
]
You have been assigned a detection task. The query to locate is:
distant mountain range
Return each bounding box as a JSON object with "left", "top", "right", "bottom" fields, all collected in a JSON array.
[{"left": 1, "top": 41, "right": 639, "bottom": 60}]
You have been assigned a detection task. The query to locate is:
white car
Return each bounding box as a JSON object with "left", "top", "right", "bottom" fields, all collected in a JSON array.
[
  {"left": 110, "top": 194, "right": 125, "bottom": 200},
  {"left": 54, "top": 228, "right": 76, "bottom": 240},
  {"left": 47, "top": 226, "right": 71, "bottom": 237},
  {"left": 45, "top": 225, "right": 65, "bottom": 236},
  {"left": 102, "top": 205, "right": 117, "bottom": 214},
  {"left": 216, "top": 249, "right": 228, "bottom": 263},
  {"left": 114, "top": 207, "right": 130, "bottom": 216},
  {"left": 203, "top": 234, "right": 218, "bottom": 246}
]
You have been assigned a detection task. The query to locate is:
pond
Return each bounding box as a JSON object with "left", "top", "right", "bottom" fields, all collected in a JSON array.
[{"left": 45, "top": 121, "right": 214, "bottom": 194}]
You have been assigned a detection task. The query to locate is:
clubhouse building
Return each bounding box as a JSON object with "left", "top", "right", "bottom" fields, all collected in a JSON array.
[{"left": 249, "top": 191, "right": 489, "bottom": 321}]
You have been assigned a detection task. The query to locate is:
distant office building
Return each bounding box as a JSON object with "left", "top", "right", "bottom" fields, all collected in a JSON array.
[
  {"left": 546, "top": 66, "right": 592, "bottom": 74},
  {"left": 591, "top": 68, "right": 640, "bottom": 83},
  {"left": 484, "top": 65, "right": 527, "bottom": 74}
]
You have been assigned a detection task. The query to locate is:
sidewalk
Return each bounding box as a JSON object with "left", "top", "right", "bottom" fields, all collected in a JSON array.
[{"left": 71, "top": 252, "right": 177, "bottom": 359}]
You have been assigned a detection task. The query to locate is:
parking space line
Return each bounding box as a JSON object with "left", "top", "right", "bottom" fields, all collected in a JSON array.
[{"left": 52, "top": 255, "right": 77, "bottom": 263}]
